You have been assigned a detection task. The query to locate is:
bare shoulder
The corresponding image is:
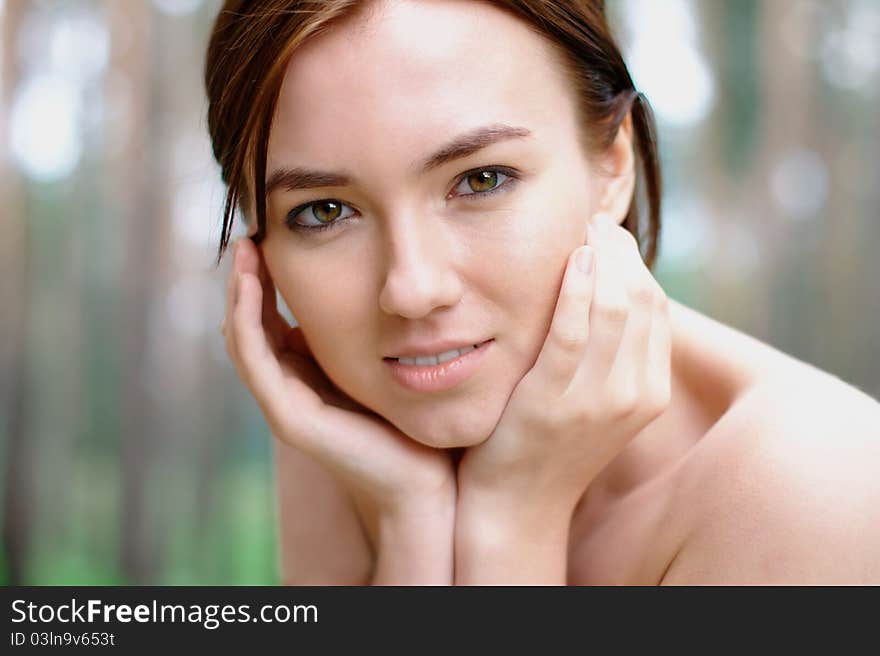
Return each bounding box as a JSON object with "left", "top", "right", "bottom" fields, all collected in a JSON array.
[{"left": 663, "top": 366, "right": 880, "bottom": 585}]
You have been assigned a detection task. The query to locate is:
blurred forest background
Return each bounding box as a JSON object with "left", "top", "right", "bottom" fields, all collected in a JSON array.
[{"left": 1, "top": 0, "right": 878, "bottom": 585}]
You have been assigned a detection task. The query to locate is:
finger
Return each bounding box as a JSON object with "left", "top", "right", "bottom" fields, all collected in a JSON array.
[
  {"left": 224, "top": 239, "right": 240, "bottom": 324},
  {"left": 225, "top": 243, "right": 328, "bottom": 453},
  {"left": 531, "top": 244, "right": 595, "bottom": 393},
  {"left": 222, "top": 239, "right": 243, "bottom": 361},
  {"left": 603, "top": 285, "right": 653, "bottom": 404},
  {"left": 603, "top": 222, "right": 659, "bottom": 388},
  {"left": 253, "top": 241, "right": 292, "bottom": 340},
  {"left": 237, "top": 238, "right": 290, "bottom": 353},
  {"left": 232, "top": 269, "right": 290, "bottom": 427},
  {"left": 577, "top": 215, "right": 629, "bottom": 383}
]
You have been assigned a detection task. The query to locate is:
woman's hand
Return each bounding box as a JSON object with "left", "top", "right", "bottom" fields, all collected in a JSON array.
[
  {"left": 222, "top": 237, "right": 455, "bottom": 583},
  {"left": 455, "top": 213, "right": 672, "bottom": 583}
]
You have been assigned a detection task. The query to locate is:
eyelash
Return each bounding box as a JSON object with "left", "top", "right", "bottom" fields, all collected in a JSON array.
[{"left": 284, "top": 166, "right": 520, "bottom": 234}]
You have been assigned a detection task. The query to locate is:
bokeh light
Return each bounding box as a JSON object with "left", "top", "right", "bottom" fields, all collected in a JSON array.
[
  {"left": 770, "top": 148, "right": 830, "bottom": 220},
  {"left": 152, "top": 0, "right": 204, "bottom": 17},
  {"left": 622, "top": 0, "right": 716, "bottom": 127},
  {"left": 48, "top": 9, "right": 110, "bottom": 84},
  {"left": 819, "top": 1, "right": 880, "bottom": 92},
  {"left": 10, "top": 74, "right": 83, "bottom": 182}
]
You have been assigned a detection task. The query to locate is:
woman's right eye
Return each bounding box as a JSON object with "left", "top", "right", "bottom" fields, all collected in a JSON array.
[{"left": 285, "top": 199, "right": 358, "bottom": 233}]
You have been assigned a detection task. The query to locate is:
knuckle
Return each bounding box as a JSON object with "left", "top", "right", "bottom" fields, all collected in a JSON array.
[
  {"left": 609, "top": 387, "right": 639, "bottom": 419},
  {"left": 549, "top": 324, "right": 586, "bottom": 353},
  {"left": 579, "top": 399, "right": 601, "bottom": 423},
  {"left": 652, "top": 285, "right": 669, "bottom": 312},
  {"left": 539, "top": 405, "right": 580, "bottom": 435},
  {"left": 514, "top": 386, "right": 580, "bottom": 435},
  {"left": 644, "top": 384, "right": 671, "bottom": 419},
  {"left": 593, "top": 298, "right": 629, "bottom": 323},
  {"left": 630, "top": 284, "right": 656, "bottom": 308},
  {"left": 537, "top": 407, "right": 564, "bottom": 433}
]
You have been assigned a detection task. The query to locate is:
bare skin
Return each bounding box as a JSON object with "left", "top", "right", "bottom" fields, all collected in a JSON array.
[
  {"left": 569, "top": 299, "right": 880, "bottom": 584},
  {"left": 221, "top": 0, "right": 880, "bottom": 584},
  {"left": 269, "top": 292, "right": 880, "bottom": 584}
]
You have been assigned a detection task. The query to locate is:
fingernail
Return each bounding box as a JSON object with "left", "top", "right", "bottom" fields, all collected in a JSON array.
[{"left": 576, "top": 247, "right": 593, "bottom": 275}]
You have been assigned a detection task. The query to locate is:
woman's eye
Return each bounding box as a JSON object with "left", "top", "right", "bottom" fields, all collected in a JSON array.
[
  {"left": 286, "top": 199, "right": 358, "bottom": 232},
  {"left": 452, "top": 168, "right": 514, "bottom": 198}
]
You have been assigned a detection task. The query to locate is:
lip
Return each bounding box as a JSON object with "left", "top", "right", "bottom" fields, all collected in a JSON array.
[
  {"left": 385, "top": 338, "right": 490, "bottom": 359},
  {"left": 384, "top": 339, "right": 493, "bottom": 393}
]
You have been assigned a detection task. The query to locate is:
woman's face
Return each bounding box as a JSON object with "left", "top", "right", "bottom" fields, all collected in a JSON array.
[{"left": 262, "top": 0, "right": 608, "bottom": 448}]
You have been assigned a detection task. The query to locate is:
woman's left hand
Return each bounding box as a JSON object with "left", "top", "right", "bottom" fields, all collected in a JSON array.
[{"left": 455, "top": 213, "right": 672, "bottom": 579}]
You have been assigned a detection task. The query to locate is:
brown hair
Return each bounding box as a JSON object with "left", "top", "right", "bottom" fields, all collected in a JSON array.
[{"left": 205, "top": 0, "right": 662, "bottom": 268}]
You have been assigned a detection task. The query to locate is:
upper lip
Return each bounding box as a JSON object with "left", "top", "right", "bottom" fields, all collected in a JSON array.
[{"left": 385, "top": 338, "right": 492, "bottom": 359}]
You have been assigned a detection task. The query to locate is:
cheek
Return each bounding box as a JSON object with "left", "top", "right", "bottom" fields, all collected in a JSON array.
[
  {"left": 498, "top": 197, "right": 587, "bottom": 365},
  {"left": 472, "top": 197, "right": 584, "bottom": 302},
  {"left": 267, "top": 253, "right": 366, "bottom": 372}
]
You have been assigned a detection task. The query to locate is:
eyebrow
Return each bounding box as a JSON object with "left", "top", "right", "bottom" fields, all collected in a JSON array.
[{"left": 265, "top": 123, "right": 533, "bottom": 197}]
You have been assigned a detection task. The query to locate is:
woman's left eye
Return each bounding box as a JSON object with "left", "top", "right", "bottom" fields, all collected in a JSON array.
[{"left": 451, "top": 168, "right": 517, "bottom": 199}]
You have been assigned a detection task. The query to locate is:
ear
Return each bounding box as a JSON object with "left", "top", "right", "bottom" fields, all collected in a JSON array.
[{"left": 594, "top": 111, "right": 636, "bottom": 226}]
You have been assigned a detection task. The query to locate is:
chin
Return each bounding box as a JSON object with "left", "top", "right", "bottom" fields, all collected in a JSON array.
[{"left": 393, "top": 404, "right": 498, "bottom": 449}]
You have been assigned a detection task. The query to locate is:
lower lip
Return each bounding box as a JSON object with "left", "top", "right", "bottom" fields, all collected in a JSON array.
[{"left": 384, "top": 339, "right": 494, "bottom": 393}]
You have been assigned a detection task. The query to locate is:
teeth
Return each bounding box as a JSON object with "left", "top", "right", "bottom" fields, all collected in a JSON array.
[{"left": 397, "top": 344, "right": 477, "bottom": 366}]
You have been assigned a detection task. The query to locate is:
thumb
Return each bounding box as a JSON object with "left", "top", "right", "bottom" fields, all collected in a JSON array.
[{"left": 530, "top": 246, "right": 595, "bottom": 393}]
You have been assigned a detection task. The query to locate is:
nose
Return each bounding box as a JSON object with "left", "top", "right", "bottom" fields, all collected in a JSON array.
[{"left": 378, "top": 214, "right": 463, "bottom": 319}]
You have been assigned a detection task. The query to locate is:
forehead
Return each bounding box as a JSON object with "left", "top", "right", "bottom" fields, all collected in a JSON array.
[{"left": 268, "top": 0, "right": 578, "bottom": 171}]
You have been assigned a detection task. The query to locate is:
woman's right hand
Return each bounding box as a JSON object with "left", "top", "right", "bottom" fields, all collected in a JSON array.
[{"left": 221, "top": 237, "right": 456, "bottom": 519}]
